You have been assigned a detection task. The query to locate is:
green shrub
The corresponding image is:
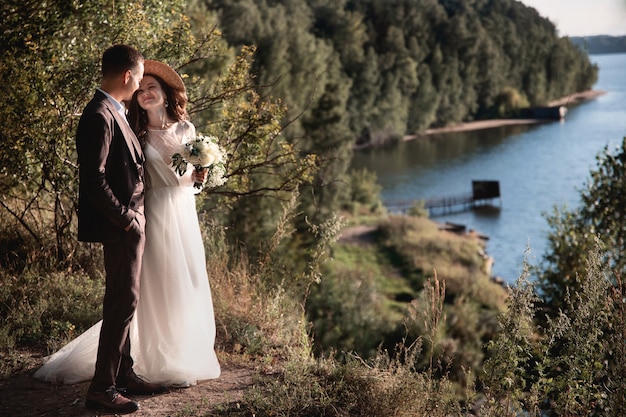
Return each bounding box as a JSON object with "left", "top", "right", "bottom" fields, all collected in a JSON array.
[
  {"left": 407, "top": 200, "right": 429, "bottom": 218},
  {"left": 342, "top": 168, "right": 384, "bottom": 215},
  {"left": 481, "top": 244, "right": 625, "bottom": 416},
  {"left": 307, "top": 264, "right": 392, "bottom": 359},
  {"left": 0, "top": 268, "right": 103, "bottom": 354}
]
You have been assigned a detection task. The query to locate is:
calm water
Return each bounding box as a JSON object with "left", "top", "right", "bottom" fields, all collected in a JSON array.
[{"left": 352, "top": 53, "right": 626, "bottom": 284}]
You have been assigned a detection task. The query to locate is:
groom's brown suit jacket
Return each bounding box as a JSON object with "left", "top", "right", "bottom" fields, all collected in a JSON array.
[
  {"left": 76, "top": 89, "right": 146, "bottom": 391},
  {"left": 76, "top": 90, "right": 145, "bottom": 242}
]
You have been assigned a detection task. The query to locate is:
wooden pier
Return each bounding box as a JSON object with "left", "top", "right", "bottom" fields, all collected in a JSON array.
[{"left": 385, "top": 180, "right": 501, "bottom": 216}]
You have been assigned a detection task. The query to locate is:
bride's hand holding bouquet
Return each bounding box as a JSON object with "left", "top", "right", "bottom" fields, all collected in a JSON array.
[{"left": 171, "top": 134, "right": 227, "bottom": 189}]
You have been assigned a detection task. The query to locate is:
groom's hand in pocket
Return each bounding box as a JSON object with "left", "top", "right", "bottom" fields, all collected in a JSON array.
[{"left": 125, "top": 211, "right": 145, "bottom": 233}]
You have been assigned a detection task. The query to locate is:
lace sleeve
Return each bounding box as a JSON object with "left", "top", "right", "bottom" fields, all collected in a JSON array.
[{"left": 181, "top": 120, "right": 197, "bottom": 144}]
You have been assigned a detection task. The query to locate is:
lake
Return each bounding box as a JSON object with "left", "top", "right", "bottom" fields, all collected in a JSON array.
[{"left": 351, "top": 53, "right": 626, "bottom": 284}]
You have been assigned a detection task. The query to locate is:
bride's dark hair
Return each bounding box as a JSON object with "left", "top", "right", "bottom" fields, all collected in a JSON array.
[{"left": 127, "top": 74, "right": 188, "bottom": 146}]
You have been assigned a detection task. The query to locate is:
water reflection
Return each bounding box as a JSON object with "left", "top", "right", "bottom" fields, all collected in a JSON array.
[
  {"left": 472, "top": 205, "right": 502, "bottom": 218},
  {"left": 353, "top": 123, "right": 541, "bottom": 178}
]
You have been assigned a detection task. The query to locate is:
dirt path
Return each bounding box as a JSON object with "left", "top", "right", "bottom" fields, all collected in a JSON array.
[
  {"left": 337, "top": 224, "right": 378, "bottom": 245},
  {"left": 0, "top": 354, "right": 255, "bottom": 417}
]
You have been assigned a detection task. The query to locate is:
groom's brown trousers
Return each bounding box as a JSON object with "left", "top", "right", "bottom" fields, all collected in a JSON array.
[{"left": 89, "top": 212, "right": 145, "bottom": 393}]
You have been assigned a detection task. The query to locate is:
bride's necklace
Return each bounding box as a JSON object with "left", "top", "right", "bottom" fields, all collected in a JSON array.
[
  {"left": 147, "top": 111, "right": 173, "bottom": 130},
  {"left": 147, "top": 120, "right": 173, "bottom": 130}
]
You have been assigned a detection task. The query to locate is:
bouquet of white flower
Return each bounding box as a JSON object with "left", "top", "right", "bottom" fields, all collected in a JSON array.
[{"left": 171, "top": 134, "right": 227, "bottom": 189}]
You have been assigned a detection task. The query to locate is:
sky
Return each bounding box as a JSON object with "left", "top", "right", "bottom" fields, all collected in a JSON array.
[{"left": 519, "top": 0, "right": 626, "bottom": 37}]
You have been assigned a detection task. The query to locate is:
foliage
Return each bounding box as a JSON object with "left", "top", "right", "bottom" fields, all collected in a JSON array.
[
  {"left": 481, "top": 259, "right": 540, "bottom": 415},
  {"left": 407, "top": 199, "right": 430, "bottom": 218},
  {"left": 220, "top": 277, "right": 468, "bottom": 417},
  {"left": 339, "top": 168, "right": 384, "bottom": 215},
  {"left": 538, "top": 243, "right": 615, "bottom": 416},
  {"left": 539, "top": 138, "right": 626, "bottom": 312},
  {"left": 208, "top": 0, "right": 598, "bottom": 144},
  {"left": 0, "top": 0, "right": 216, "bottom": 268},
  {"left": 482, "top": 245, "right": 625, "bottom": 417},
  {"left": 0, "top": 0, "right": 318, "bottom": 277},
  {"left": 608, "top": 274, "right": 626, "bottom": 416},
  {"left": 0, "top": 267, "right": 103, "bottom": 355},
  {"left": 222, "top": 350, "right": 465, "bottom": 417},
  {"left": 492, "top": 87, "right": 531, "bottom": 118},
  {"left": 307, "top": 213, "right": 506, "bottom": 386},
  {"left": 202, "top": 190, "right": 343, "bottom": 361},
  {"left": 307, "top": 252, "right": 393, "bottom": 359},
  {"left": 0, "top": 0, "right": 324, "bottom": 373},
  {"left": 376, "top": 215, "right": 500, "bottom": 304}
]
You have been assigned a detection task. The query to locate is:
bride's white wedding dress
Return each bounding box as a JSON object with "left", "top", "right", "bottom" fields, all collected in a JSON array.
[{"left": 34, "top": 121, "right": 221, "bottom": 386}]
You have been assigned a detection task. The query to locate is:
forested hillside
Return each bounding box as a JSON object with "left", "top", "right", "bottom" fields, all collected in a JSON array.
[{"left": 206, "top": 0, "right": 598, "bottom": 146}]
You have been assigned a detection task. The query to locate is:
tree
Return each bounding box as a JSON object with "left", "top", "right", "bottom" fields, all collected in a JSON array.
[
  {"left": 0, "top": 0, "right": 183, "bottom": 267},
  {"left": 299, "top": 70, "right": 354, "bottom": 223},
  {"left": 0, "top": 0, "right": 317, "bottom": 273}
]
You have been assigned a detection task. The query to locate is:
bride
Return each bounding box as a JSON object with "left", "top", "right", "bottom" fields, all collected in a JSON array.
[{"left": 34, "top": 60, "right": 221, "bottom": 387}]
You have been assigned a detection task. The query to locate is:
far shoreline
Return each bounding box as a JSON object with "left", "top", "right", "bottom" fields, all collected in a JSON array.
[
  {"left": 414, "top": 89, "right": 606, "bottom": 138},
  {"left": 357, "top": 90, "right": 607, "bottom": 149}
]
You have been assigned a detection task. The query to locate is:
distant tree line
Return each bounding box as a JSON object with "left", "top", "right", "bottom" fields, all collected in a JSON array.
[
  {"left": 571, "top": 35, "right": 626, "bottom": 55},
  {"left": 206, "top": 0, "right": 598, "bottom": 147}
]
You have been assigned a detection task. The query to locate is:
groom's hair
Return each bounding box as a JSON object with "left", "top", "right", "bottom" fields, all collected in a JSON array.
[{"left": 101, "top": 44, "right": 144, "bottom": 78}]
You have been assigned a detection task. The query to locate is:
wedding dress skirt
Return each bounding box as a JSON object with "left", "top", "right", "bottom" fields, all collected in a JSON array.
[{"left": 34, "top": 126, "right": 221, "bottom": 386}]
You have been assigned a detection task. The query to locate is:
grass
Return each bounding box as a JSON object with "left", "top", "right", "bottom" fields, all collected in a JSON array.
[
  {"left": 330, "top": 242, "right": 415, "bottom": 310},
  {"left": 305, "top": 211, "right": 508, "bottom": 395},
  {"left": 1, "top": 211, "right": 624, "bottom": 416}
]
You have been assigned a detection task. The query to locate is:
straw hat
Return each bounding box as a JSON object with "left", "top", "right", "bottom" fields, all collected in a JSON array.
[{"left": 143, "top": 60, "right": 186, "bottom": 92}]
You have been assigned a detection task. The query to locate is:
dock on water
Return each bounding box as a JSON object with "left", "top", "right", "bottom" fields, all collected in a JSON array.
[{"left": 385, "top": 180, "right": 501, "bottom": 216}]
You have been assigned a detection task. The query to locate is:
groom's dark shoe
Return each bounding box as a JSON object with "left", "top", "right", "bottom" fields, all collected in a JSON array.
[
  {"left": 119, "top": 373, "right": 169, "bottom": 395},
  {"left": 85, "top": 388, "right": 139, "bottom": 414}
]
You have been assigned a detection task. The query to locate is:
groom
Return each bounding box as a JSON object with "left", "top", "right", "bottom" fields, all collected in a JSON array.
[{"left": 76, "top": 44, "right": 167, "bottom": 413}]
